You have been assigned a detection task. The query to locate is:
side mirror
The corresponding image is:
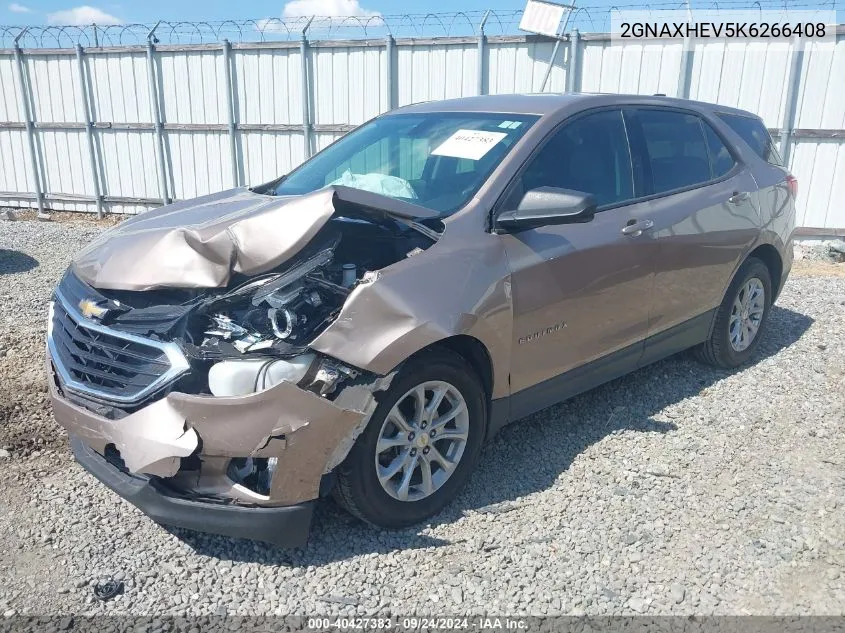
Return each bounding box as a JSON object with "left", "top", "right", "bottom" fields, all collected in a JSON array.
[{"left": 495, "top": 187, "right": 597, "bottom": 233}]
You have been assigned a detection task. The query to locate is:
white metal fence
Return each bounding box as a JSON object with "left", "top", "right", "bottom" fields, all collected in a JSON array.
[{"left": 1, "top": 27, "right": 843, "bottom": 231}]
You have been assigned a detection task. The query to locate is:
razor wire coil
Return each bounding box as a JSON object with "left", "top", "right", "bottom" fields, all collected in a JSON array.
[{"left": 1, "top": 2, "right": 840, "bottom": 48}]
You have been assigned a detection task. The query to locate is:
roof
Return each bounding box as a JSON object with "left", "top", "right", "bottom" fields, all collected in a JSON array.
[
  {"left": 391, "top": 93, "right": 592, "bottom": 116},
  {"left": 387, "top": 93, "right": 760, "bottom": 120}
]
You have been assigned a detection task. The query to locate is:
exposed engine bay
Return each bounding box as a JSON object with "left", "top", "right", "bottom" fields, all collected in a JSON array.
[
  {"left": 48, "top": 188, "right": 442, "bottom": 507},
  {"left": 61, "top": 211, "right": 438, "bottom": 407}
]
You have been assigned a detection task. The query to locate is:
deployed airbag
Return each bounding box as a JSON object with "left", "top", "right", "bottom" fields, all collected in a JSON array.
[{"left": 329, "top": 170, "right": 418, "bottom": 199}]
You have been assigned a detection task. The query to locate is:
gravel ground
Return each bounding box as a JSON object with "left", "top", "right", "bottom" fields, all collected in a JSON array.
[{"left": 1, "top": 217, "right": 844, "bottom": 617}]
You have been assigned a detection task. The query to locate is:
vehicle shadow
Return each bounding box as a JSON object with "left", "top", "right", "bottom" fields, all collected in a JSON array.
[
  {"left": 172, "top": 304, "right": 813, "bottom": 566},
  {"left": 0, "top": 249, "right": 38, "bottom": 275}
]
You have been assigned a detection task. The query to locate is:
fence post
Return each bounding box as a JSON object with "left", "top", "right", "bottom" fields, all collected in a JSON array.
[
  {"left": 477, "top": 11, "right": 489, "bottom": 95},
  {"left": 221, "top": 39, "right": 240, "bottom": 188},
  {"left": 13, "top": 34, "right": 47, "bottom": 219},
  {"left": 385, "top": 35, "right": 395, "bottom": 111},
  {"left": 566, "top": 29, "right": 580, "bottom": 92},
  {"left": 300, "top": 19, "right": 314, "bottom": 159},
  {"left": 146, "top": 24, "right": 169, "bottom": 206},
  {"left": 75, "top": 43, "right": 104, "bottom": 218},
  {"left": 779, "top": 36, "right": 805, "bottom": 169},
  {"left": 677, "top": 37, "right": 693, "bottom": 98}
]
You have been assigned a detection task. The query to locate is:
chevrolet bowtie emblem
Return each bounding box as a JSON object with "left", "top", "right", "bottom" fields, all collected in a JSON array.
[{"left": 78, "top": 298, "right": 109, "bottom": 320}]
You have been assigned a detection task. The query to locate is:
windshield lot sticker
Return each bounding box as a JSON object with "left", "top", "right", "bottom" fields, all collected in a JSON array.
[{"left": 431, "top": 130, "right": 509, "bottom": 161}]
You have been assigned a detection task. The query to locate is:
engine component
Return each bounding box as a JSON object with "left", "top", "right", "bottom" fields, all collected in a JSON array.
[
  {"left": 192, "top": 213, "right": 434, "bottom": 357},
  {"left": 200, "top": 240, "right": 347, "bottom": 354},
  {"left": 203, "top": 285, "right": 333, "bottom": 353},
  {"left": 341, "top": 263, "right": 357, "bottom": 288},
  {"left": 207, "top": 354, "right": 316, "bottom": 397},
  {"left": 251, "top": 247, "right": 334, "bottom": 305}
]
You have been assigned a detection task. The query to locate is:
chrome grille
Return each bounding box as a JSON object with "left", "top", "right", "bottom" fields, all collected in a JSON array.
[{"left": 48, "top": 290, "right": 190, "bottom": 404}]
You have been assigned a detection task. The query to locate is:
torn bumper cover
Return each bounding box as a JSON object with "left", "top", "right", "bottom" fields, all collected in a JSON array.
[
  {"left": 48, "top": 361, "right": 378, "bottom": 546},
  {"left": 69, "top": 437, "right": 314, "bottom": 547}
]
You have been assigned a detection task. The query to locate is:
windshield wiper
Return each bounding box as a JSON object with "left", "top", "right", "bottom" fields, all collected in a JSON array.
[{"left": 250, "top": 174, "right": 287, "bottom": 196}]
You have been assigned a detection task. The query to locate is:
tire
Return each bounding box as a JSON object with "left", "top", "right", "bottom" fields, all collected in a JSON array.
[
  {"left": 695, "top": 256, "right": 772, "bottom": 369},
  {"left": 333, "top": 349, "right": 486, "bottom": 528}
]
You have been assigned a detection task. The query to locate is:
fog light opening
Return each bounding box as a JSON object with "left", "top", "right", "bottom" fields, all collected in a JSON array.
[{"left": 227, "top": 456, "right": 278, "bottom": 496}]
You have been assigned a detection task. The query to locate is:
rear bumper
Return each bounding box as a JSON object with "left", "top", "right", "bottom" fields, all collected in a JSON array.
[{"left": 70, "top": 435, "right": 314, "bottom": 547}]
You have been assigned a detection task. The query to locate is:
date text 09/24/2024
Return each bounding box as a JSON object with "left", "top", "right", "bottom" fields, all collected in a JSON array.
[{"left": 307, "top": 617, "right": 528, "bottom": 630}]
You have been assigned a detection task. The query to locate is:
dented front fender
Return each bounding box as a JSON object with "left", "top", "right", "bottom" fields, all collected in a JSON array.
[{"left": 310, "top": 224, "right": 514, "bottom": 399}]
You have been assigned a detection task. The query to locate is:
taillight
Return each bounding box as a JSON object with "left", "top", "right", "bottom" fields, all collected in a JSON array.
[{"left": 786, "top": 174, "right": 798, "bottom": 199}]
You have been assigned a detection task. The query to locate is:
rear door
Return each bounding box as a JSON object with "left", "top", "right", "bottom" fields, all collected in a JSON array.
[
  {"left": 623, "top": 107, "right": 760, "bottom": 353},
  {"left": 717, "top": 112, "right": 796, "bottom": 270}
]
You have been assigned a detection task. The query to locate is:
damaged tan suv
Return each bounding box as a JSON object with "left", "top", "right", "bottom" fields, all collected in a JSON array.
[{"left": 48, "top": 94, "right": 795, "bottom": 547}]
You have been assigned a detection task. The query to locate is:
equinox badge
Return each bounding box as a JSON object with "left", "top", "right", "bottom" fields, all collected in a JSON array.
[{"left": 518, "top": 321, "right": 567, "bottom": 345}]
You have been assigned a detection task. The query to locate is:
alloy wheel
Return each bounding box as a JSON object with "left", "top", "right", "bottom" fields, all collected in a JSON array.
[
  {"left": 729, "top": 277, "right": 765, "bottom": 352},
  {"left": 374, "top": 380, "right": 470, "bottom": 502}
]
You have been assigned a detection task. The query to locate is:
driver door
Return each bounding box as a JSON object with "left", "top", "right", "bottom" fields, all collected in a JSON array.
[{"left": 499, "top": 109, "right": 655, "bottom": 417}]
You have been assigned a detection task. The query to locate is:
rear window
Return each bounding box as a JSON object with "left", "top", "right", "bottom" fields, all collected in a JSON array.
[{"left": 718, "top": 113, "right": 783, "bottom": 166}]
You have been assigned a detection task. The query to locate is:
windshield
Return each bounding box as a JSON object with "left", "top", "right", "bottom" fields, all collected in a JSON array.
[{"left": 271, "top": 112, "right": 539, "bottom": 216}]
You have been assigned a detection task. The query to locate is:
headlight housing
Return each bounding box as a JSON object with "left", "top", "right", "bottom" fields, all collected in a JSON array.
[{"left": 198, "top": 248, "right": 350, "bottom": 357}]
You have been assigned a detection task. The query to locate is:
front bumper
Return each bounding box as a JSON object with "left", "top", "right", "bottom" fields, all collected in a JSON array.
[
  {"left": 70, "top": 436, "right": 314, "bottom": 547},
  {"left": 47, "top": 357, "right": 372, "bottom": 505},
  {"left": 47, "top": 342, "right": 391, "bottom": 547}
]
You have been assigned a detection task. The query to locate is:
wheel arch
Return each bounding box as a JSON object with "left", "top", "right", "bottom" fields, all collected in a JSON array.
[
  {"left": 393, "top": 335, "right": 497, "bottom": 438},
  {"left": 391, "top": 334, "right": 495, "bottom": 401},
  {"left": 747, "top": 243, "right": 784, "bottom": 298},
  {"left": 426, "top": 334, "right": 495, "bottom": 401}
]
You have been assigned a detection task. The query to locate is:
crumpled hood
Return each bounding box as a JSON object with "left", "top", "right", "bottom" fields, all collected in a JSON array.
[
  {"left": 72, "top": 184, "right": 440, "bottom": 292},
  {"left": 72, "top": 187, "right": 338, "bottom": 291}
]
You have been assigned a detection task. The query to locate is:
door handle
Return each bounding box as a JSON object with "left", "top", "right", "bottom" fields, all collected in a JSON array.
[
  {"left": 621, "top": 219, "right": 654, "bottom": 236},
  {"left": 728, "top": 191, "right": 750, "bottom": 204}
]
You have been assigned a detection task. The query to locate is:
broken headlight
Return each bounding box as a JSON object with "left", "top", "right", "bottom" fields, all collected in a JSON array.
[
  {"left": 205, "top": 286, "right": 326, "bottom": 353},
  {"left": 200, "top": 248, "right": 349, "bottom": 355}
]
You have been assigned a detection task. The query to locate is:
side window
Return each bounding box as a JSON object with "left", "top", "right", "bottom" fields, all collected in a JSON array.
[
  {"left": 718, "top": 113, "right": 783, "bottom": 166},
  {"left": 636, "top": 109, "right": 712, "bottom": 194},
  {"left": 520, "top": 110, "right": 634, "bottom": 208},
  {"left": 701, "top": 122, "right": 736, "bottom": 178}
]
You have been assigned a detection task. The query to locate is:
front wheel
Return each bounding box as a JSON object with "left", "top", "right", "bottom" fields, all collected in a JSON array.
[
  {"left": 333, "top": 349, "right": 486, "bottom": 528},
  {"left": 696, "top": 256, "right": 772, "bottom": 368}
]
